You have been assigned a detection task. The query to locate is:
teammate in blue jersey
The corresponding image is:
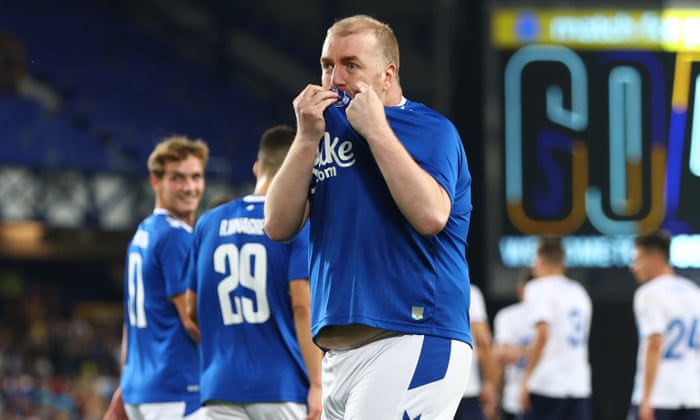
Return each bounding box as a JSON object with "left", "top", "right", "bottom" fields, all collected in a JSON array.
[
  {"left": 265, "top": 14, "right": 473, "bottom": 419},
  {"left": 184, "top": 125, "right": 323, "bottom": 420},
  {"left": 104, "top": 136, "right": 208, "bottom": 420}
]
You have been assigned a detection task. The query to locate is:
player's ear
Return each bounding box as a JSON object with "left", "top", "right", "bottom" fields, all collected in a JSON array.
[
  {"left": 150, "top": 173, "right": 160, "bottom": 191},
  {"left": 383, "top": 63, "right": 397, "bottom": 91},
  {"left": 252, "top": 161, "right": 260, "bottom": 178}
]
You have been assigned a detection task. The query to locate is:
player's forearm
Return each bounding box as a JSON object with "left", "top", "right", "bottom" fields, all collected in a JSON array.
[
  {"left": 523, "top": 323, "right": 548, "bottom": 379},
  {"left": 365, "top": 128, "right": 450, "bottom": 236},
  {"left": 479, "top": 346, "right": 501, "bottom": 389},
  {"left": 185, "top": 290, "right": 198, "bottom": 325},
  {"left": 642, "top": 334, "right": 662, "bottom": 402},
  {"left": 265, "top": 139, "right": 317, "bottom": 242},
  {"left": 474, "top": 323, "right": 500, "bottom": 386},
  {"left": 120, "top": 323, "right": 127, "bottom": 368},
  {"left": 172, "top": 292, "right": 201, "bottom": 342},
  {"left": 293, "top": 307, "right": 323, "bottom": 387}
]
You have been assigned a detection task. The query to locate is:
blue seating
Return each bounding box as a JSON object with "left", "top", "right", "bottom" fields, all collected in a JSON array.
[{"left": 0, "top": 0, "right": 272, "bottom": 182}]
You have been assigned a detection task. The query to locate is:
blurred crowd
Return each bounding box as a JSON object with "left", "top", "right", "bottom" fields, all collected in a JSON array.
[{"left": 0, "top": 277, "right": 122, "bottom": 419}]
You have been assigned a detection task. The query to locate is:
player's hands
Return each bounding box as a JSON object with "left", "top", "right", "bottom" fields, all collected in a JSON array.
[
  {"left": 305, "top": 382, "right": 323, "bottom": 420},
  {"left": 639, "top": 398, "right": 655, "bottom": 420},
  {"left": 479, "top": 381, "right": 498, "bottom": 418},
  {"left": 103, "top": 387, "right": 128, "bottom": 420},
  {"left": 494, "top": 344, "right": 525, "bottom": 365},
  {"left": 519, "top": 382, "right": 531, "bottom": 413},
  {"left": 183, "top": 317, "right": 201, "bottom": 343},
  {"left": 293, "top": 84, "right": 339, "bottom": 143},
  {"left": 346, "top": 81, "right": 390, "bottom": 141}
]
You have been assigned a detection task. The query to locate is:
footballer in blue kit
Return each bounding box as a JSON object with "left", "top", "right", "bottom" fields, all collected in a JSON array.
[
  {"left": 107, "top": 136, "right": 209, "bottom": 420},
  {"left": 121, "top": 210, "right": 200, "bottom": 413},
  {"left": 186, "top": 125, "right": 322, "bottom": 420},
  {"left": 187, "top": 199, "right": 311, "bottom": 403},
  {"left": 265, "top": 15, "right": 473, "bottom": 420}
]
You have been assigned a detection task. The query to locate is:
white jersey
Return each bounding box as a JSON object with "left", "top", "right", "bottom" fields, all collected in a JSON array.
[
  {"left": 523, "top": 275, "right": 592, "bottom": 397},
  {"left": 631, "top": 275, "right": 700, "bottom": 408},
  {"left": 494, "top": 302, "right": 533, "bottom": 414},
  {"left": 464, "top": 284, "right": 487, "bottom": 397}
]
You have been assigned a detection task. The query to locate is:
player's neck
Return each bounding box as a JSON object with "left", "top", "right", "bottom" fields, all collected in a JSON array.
[
  {"left": 535, "top": 267, "right": 565, "bottom": 278},
  {"left": 650, "top": 266, "right": 674, "bottom": 281},
  {"left": 155, "top": 205, "right": 195, "bottom": 227},
  {"left": 253, "top": 174, "right": 271, "bottom": 196},
  {"left": 382, "top": 84, "right": 404, "bottom": 107}
]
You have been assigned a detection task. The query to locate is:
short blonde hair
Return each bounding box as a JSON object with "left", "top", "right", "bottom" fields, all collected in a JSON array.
[
  {"left": 147, "top": 135, "right": 209, "bottom": 178},
  {"left": 327, "top": 14, "right": 400, "bottom": 72}
]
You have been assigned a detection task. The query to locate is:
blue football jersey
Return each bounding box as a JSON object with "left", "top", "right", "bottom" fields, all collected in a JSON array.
[
  {"left": 121, "top": 209, "right": 199, "bottom": 413},
  {"left": 309, "top": 98, "right": 473, "bottom": 345},
  {"left": 186, "top": 195, "right": 311, "bottom": 404}
]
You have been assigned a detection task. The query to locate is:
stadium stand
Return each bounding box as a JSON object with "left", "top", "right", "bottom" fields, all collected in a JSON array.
[{"left": 0, "top": 0, "right": 275, "bottom": 182}]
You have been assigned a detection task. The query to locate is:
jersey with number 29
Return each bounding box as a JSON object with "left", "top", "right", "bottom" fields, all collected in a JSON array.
[
  {"left": 632, "top": 274, "right": 700, "bottom": 408},
  {"left": 121, "top": 209, "right": 199, "bottom": 411},
  {"left": 186, "top": 195, "right": 311, "bottom": 405}
]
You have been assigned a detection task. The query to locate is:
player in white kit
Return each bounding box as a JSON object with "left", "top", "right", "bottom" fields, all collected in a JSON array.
[
  {"left": 521, "top": 236, "right": 592, "bottom": 420},
  {"left": 454, "top": 284, "right": 499, "bottom": 420},
  {"left": 628, "top": 230, "right": 700, "bottom": 420},
  {"left": 493, "top": 268, "right": 535, "bottom": 420}
]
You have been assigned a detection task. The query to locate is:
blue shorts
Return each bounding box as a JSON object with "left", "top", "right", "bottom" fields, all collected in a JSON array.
[
  {"left": 627, "top": 405, "right": 700, "bottom": 420},
  {"left": 501, "top": 409, "right": 519, "bottom": 420},
  {"left": 522, "top": 393, "right": 591, "bottom": 420},
  {"left": 453, "top": 396, "right": 485, "bottom": 420}
]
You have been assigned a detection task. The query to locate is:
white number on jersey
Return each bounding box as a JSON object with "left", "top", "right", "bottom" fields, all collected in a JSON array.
[
  {"left": 214, "top": 243, "right": 271, "bottom": 325},
  {"left": 127, "top": 252, "right": 147, "bottom": 328},
  {"left": 664, "top": 317, "right": 700, "bottom": 360}
]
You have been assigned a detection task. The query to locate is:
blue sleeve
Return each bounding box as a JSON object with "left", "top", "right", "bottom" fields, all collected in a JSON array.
[
  {"left": 413, "top": 121, "right": 464, "bottom": 202},
  {"left": 183, "top": 233, "right": 197, "bottom": 293},
  {"left": 160, "top": 227, "right": 193, "bottom": 298},
  {"left": 391, "top": 108, "right": 466, "bottom": 203},
  {"left": 287, "top": 221, "right": 310, "bottom": 282}
]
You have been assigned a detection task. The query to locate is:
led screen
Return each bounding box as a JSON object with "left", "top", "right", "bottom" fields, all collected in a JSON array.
[{"left": 488, "top": 9, "right": 700, "bottom": 297}]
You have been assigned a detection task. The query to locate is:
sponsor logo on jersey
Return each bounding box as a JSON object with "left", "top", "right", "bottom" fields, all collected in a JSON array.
[{"left": 311, "top": 132, "right": 355, "bottom": 189}]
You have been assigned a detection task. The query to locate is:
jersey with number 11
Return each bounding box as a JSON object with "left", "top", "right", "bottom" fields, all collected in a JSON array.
[{"left": 121, "top": 208, "right": 199, "bottom": 408}]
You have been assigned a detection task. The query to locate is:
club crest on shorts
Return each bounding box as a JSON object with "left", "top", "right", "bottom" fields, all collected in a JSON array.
[{"left": 411, "top": 306, "right": 424, "bottom": 321}]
